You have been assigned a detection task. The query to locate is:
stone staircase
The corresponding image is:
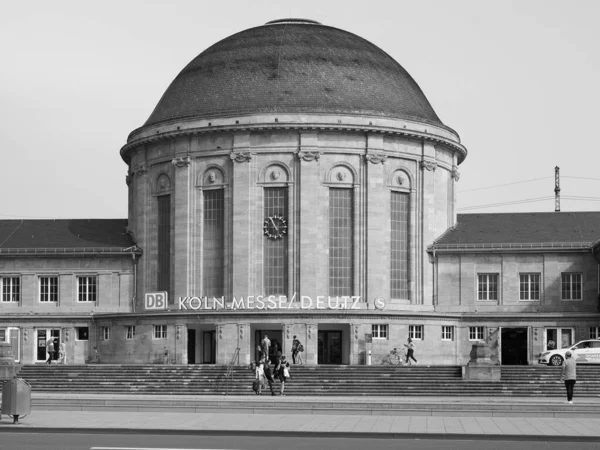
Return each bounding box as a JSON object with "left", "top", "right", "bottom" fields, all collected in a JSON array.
[{"left": 14, "top": 364, "right": 600, "bottom": 397}]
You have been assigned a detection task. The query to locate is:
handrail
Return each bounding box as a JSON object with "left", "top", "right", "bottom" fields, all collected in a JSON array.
[{"left": 223, "top": 347, "right": 240, "bottom": 396}]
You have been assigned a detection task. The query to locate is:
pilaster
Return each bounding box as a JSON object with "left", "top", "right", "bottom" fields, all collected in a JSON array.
[{"left": 172, "top": 155, "right": 192, "bottom": 302}]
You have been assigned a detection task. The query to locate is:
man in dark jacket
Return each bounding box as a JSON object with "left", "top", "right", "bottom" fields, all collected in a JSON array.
[{"left": 263, "top": 361, "right": 276, "bottom": 396}]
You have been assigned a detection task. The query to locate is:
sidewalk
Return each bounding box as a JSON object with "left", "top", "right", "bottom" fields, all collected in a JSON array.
[
  {"left": 2, "top": 395, "right": 600, "bottom": 440},
  {"left": 1, "top": 409, "right": 600, "bottom": 441}
]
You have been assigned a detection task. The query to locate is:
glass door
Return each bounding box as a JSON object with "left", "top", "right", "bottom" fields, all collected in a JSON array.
[
  {"left": 318, "top": 331, "right": 342, "bottom": 364},
  {"left": 36, "top": 329, "right": 61, "bottom": 363}
]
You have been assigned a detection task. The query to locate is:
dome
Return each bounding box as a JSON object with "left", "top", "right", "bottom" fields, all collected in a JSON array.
[{"left": 143, "top": 19, "right": 449, "bottom": 130}]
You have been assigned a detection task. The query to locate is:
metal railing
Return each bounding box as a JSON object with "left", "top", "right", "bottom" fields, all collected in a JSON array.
[{"left": 221, "top": 348, "right": 240, "bottom": 396}]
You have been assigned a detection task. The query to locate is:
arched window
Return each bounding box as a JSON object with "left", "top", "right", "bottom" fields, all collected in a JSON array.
[{"left": 203, "top": 188, "right": 225, "bottom": 298}]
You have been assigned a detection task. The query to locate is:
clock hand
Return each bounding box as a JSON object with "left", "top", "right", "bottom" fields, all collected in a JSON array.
[{"left": 269, "top": 217, "right": 279, "bottom": 232}]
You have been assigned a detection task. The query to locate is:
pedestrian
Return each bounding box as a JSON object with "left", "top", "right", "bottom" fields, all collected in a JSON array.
[
  {"left": 292, "top": 335, "right": 304, "bottom": 365},
  {"left": 263, "top": 360, "right": 276, "bottom": 396},
  {"left": 275, "top": 355, "right": 287, "bottom": 396},
  {"left": 561, "top": 350, "right": 577, "bottom": 404},
  {"left": 404, "top": 338, "right": 418, "bottom": 365},
  {"left": 254, "top": 359, "right": 265, "bottom": 395},
  {"left": 261, "top": 334, "right": 271, "bottom": 363},
  {"left": 59, "top": 342, "right": 67, "bottom": 364},
  {"left": 46, "top": 339, "right": 54, "bottom": 365}
]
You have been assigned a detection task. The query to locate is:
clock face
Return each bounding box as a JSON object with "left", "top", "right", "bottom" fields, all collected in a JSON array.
[{"left": 263, "top": 214, "right": 288, "bottom": 239}]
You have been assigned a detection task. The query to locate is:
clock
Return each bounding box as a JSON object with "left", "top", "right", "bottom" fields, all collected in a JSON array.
[{"left": 263, "top": 214, "right": 288, "bottom": 239}]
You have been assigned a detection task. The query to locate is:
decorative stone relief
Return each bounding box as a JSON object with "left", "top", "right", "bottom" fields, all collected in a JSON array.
[
  {"left": 230, "top": 152, "right": 252, "bottom": 163},
  {"left": 135, "top": 162, "right": 148, "bottom": 176},
  {"left": 157, "top": 174, "right": 172, "bottom": 193},
  {"left": 336, "top": 171, "right": 347, "bottom": 181},
  {"left": 352, "top": 324, "right": 359, "bottom": 340},
  {"left": 297, "top": 150, "right": 321, "bottom": 162},
  {"left": 207, "top": 171, "right": 217, "bottom": 183},
  {"left": 308, "top": 325, "right": 315, "bottom": 340},
  {"left": 284, "top": 324, "right": 291, "bottom": 340},
  {"left": 125, "top": 171, "right": 133, "bottom": 186},
  {"left": 452, "top": 167, "right": 460, "bottom": 181},
  {"left": 365, "top": 153, "right": 387, "bottom": 164},
  {"left": 171, "top": 156, "right": 191, "bottom": 168},
  {"left": 270, "top": 169, "right": 281, "bottom": 180},
  {"left": 420, "top": 160, "right": 437, "bottom": 171},
  {"left": 217, "top": 325, "right": 223, "bottom": 340}
]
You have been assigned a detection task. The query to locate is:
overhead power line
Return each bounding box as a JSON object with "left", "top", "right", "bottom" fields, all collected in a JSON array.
[
  {"left": 458, "top": 196, "right": 554, "bottom": 211},
  {"left": 458, "top": 177, "right": 553, "bottom": 193}
]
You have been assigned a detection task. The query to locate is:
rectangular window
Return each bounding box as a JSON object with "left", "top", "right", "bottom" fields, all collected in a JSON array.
[
  {"left": 76, "top": 327, "right": 89, "bottom": 341},
  {"left": 1, "top": 277, "right": 20, "bottom": 302},
  {"left": 0, "top": 329, "right": 5, "bottom": 341},
  {"left": 329, "top": 188, "right": 354, "bottom": 296},
  {"left": 263, "top": 187, "right": 288, "bottom": 296},
  {"left": 157, "top": 194, "right": 171, "bottom": 293},
  {"left": 39, "top": 276, "right": 59, "bottom": 302},
  {"left": 409, "top": 325, "right": 423, "bottom": 340},
  {"left": 391, "top": 192, "right": 410, "bottom": 299},
  {"left": 77, "top": 276, "right": 97, "bottom": 302},
  {"left": 519, "top": 273, "right": 540, "bottom": 300},
  {"left": 126, "top": 325, "right": 136, "bottom": 340},
  {"left": 441, "top": 326, "right": 454, "bottom": 341},
  {"left": 477, "top": 273, "right": 498, "bottom": 301},
  {"left": 372, "top": 324, "right": 388, "bottom": 339},
  {"left": 561, "top": 273, "right": 582, "bottom": 300},
  {"left": 101, "top": 327, "right": 110, "bottom": 341},
  {"left": 590, "top": 327, "right": 600, "bottom": 340},
  {"left": 153, "top": 325, "right": 167, "bottom": 339},
  {"left": 469, "top": 326, "right": 484, "bottom": 341},
  {"left": 203, "top": 189, "right": 224, "bottom": 298}
]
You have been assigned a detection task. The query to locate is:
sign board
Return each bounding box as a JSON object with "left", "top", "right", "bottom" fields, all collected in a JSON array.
[{"left": 145, "top": 292, "right": 168, "bottom": 310}]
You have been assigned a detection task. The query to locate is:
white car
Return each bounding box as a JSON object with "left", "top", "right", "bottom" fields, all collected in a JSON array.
[{"left": 539, "top": 339, "right": 600, "bottom": 366}]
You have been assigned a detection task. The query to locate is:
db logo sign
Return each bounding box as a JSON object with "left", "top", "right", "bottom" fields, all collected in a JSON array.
[{"left": 145, "top": 292, "right": 168, "bottom": 310}]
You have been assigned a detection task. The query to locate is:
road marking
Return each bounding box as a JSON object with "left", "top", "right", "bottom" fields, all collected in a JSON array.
[{"left": 91, "top": 447, "right": 242, "bottom": 450}]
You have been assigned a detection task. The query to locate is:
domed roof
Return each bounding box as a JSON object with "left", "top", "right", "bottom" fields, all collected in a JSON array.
[{"left": 143, "top": 19, "right": 448, "bottom": 129}]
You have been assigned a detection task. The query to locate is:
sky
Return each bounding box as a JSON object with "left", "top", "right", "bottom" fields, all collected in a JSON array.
[{"left": 1, "top": 0, "right": 599, "bottom": 219}]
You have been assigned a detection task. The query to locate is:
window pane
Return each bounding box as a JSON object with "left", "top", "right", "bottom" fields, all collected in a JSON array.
[
  {"left": 329, "top": 188, "right": 353, "bottom": 296},
  {"left": 263, "top": 187, "right": 288, "bottom": 296},
  {"left": 203, "top": 189, "right": 225, "bottom": 298},
  {"left": 391, "top": 192, "right": 409, "bottom": 299}
]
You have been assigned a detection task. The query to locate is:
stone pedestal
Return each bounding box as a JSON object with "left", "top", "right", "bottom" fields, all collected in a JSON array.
[
  {"left": 462, "top": 342, "right": 500, "bottom": 381},
  {"left": 0, "top": 342, "right": 20, "bottom": 381}
]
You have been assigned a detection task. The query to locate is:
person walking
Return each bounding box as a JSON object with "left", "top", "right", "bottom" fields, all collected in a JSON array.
[
  {"left": 263, "top": 360, "right": 276, "bottom": 396},
  {"left": 46, "top": 339, "right": 54, "bottom": 365},
  {"left": 561, "top": 350, "right": 577, "bottom": 404},
  {"left": 292, "top": 335, "right": 304, "bottom": 365},
  {"left": 254, "top": 360, "right": 265, "bottom": 395},
  {"left": 261, "top": 334, "right": 271, "bottom": 363},
  {"left": 404, "top": 338, "right": 418, "bottom": 365}
]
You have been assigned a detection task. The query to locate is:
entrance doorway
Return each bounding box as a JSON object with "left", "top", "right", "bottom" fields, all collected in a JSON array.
[
  {"left": 203, "top": 331, "right": 216, "bottom": 364},
  {"left": 187, "top": 329, "right": 196, "bottom": 364},
  {"left": 500, "top": 327, "right": 528, "bottom": 365},
  {"left": 255, "top": 330, "right": 282, "bottom": 364},
  {"left": 318, "top": 330, "right": 342, "bottom": 364},
  {"left": 36, "top": 329, "right": 60, "bottom": 363}
]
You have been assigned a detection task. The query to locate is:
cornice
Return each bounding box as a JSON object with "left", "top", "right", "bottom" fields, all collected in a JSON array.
[{"left": 121, "top": 117, "right": 467, "bottom": 165}]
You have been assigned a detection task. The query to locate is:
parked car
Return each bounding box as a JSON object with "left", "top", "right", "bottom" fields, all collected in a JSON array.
[{"left": 538, "top": 339, "right": 600, "bottom": 366}]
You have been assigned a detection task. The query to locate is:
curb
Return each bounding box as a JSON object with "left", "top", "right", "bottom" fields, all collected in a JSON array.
[{"left": 0, "top": 427, "right": 599, "bottom": 442}]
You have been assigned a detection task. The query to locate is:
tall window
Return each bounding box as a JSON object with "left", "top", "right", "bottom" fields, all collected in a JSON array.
[
  {"left": 203, "top": 189, "right": 225, "bottom": 298},
  {"left": 561, "top": 273, "right": 582, "bottom": 300},
  {"left": 329, "top": 188, "right": 353, "bottom": 296},
  {"left": 157, "top": 194, "right": 171, "bottom": 294},
  {"left": 77, "top": 276, "right": 97, "bottom": 302},
  {"left": 153, "top": 325, "right": 167, "bottom": 339},
  {"left": 519, "top": 273, "right": 540, "bottom": 300},
  {"left": 372, "top": 324, "right": 388, "bottom": 339},
  {"left": 101, "top": 327, "right": 110, "bottom": 341},
  {"left": 590, "top": 327, "right": 600, "bottom": 340},
  {"left": 469, "top": 326, "right": 484, "bottom": 341},
  {"left": 1, "top": 277, "right": 20, "bottom": 302},
  {"left": 409, "top": 325, "right": 423, "bottom": 340},
  {"left": 126, "top": 325, "right": 136, "bottom": 340},
  {"left": 441, "top": 326, "right": 454, "bottom": 341},
  {"left": 391, "top": 192, "right": 409, "bottom": 299},
  {"left": 263, "top": 187, "right": 288, "bottom": 295},
  {"left": 40, "top": 276, "right": 59, "bottom": 302},
  {"left": 478, "top": 273, "right": 498, "bottom": 301}
]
